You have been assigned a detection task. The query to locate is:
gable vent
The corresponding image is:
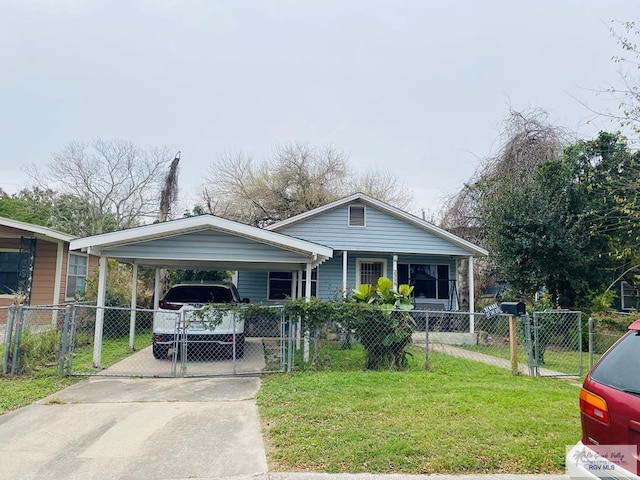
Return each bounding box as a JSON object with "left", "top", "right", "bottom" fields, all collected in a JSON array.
[{"left": 349, "top": 205, "right": 365, "bottom": 227}]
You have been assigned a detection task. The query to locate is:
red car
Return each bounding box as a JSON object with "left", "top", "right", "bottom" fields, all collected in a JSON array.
[{"left": 566, "top": 320, "right": 640, "bottom": 479}]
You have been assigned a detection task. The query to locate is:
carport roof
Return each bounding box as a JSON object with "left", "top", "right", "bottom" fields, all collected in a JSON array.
[{"left": 69, "top": 214, "right": 333, "bottom": 270}]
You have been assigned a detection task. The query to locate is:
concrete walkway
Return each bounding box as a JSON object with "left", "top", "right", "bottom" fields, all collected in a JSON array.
[
  {"left": 429, "top": 344, "right": 579, "bottom": 378},
  {"left": 0, "top": 376, "right": 570, "bottom": 480},
  {"left": 0, "top": 377, "right": 268, "bottom": 479}
]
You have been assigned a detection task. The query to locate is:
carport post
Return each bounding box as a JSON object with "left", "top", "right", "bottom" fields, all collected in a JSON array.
[
  {"left": 129, "top": 262, "right": 138, "bottom": 351},
  {"left": 296, "top": 268, "right": 302, "bottom": 350},
  {"left": 154, "top": 269, "right": 161, "bottom": 310},
  {"left": 93, "top": 256, "right": 108, "bottom": 368},
  {"left": 468, "top": 255, "right": 475, "bottom": 333},
  {"left": 303, "top": 262, "right": 312, "bottom": 363}
]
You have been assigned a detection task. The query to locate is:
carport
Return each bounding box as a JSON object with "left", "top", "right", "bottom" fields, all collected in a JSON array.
[{"left": 69, "top": 214, "right": 333, "bottom": 368}]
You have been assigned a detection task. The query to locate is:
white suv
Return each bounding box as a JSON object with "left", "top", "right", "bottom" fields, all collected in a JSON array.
[{"left": 152, "top": 282, "right": 248, "bottom": 360}]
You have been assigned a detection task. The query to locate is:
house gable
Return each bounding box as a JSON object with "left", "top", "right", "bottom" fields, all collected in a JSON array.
[{"left": 269, "top": 200, "right": 474, "bottom": 256}]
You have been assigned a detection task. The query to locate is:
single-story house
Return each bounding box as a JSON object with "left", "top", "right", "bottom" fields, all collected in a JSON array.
[
  {"left": 0, "top": 216, "right": 97, "bottom": 307},
  {"left": 70, "top": 193, "right": 488, "bottom": 312},
  {"left": 69, "top": 193, "right": 487, "bottom": 367},
  {"left": 237, "top": 193, "right": 488, "bottom": 312}
]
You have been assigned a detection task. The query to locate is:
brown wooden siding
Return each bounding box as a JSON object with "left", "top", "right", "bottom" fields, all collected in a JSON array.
[{"left": 30, "top": 240, "right": 60, "bottom": 306}]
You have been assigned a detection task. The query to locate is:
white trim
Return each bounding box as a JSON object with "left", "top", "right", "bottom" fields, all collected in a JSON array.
[
  {"left": 70, "top": 214, "right": 333, "bottom": 263},
  {"left": 93, "top": 256, "right": 108, "bottom": 368},
  {"left": 342, "top": 251, "right": 348, "bottom": 298},
  {"left": 129, "top": 263, "right": 139, "bottom": 351},
  {"left": 0, "top": 216, "right": 74, "bottom": 242},
  {"left": 52, "top": 241, "right": 64, "bottom": 305},
  {"left": 355, "top": 258, "right": 388, "bottom": 287},
  {"left": 305, "top": 263, "right": 312, "bottom": 300},
  {"left": 392, "top": 254, "right": 398, "bottom": 290},
  {"left": 267, "top": 192, "right": 488, "bottom": 257},
  {"left": 65, "top": 252, "right": 89, "bottom": 301},
  {"left": 468, "top": 255, "right": 475, "bottom": 332}
]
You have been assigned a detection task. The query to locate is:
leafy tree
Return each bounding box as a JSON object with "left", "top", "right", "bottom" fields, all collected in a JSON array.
[
  {"left": 202, "top": 143, "right": 413, "bottom": 226},
  {"left": 564, "top": 132, "right": 640, "bottom": 293},
  {"left": 0, "top": 187, "right": 54, "bottom": 226}
]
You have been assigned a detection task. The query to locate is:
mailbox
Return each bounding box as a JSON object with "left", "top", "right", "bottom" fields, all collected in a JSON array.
[{"left": 500, "top": 301, "right": 525, "bottom": 316}]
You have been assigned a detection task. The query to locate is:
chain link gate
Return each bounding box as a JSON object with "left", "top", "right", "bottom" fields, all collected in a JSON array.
[
  {"left": 529, "top": 310, "right": 583, "bottom": 377},
  {"left": 60, "top": 304, "right": 291, "bottom": 377}
]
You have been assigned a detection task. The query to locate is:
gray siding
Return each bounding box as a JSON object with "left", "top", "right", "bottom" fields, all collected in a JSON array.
[
  {"left": 237, "top": 271, "right": 269, "bottom": 303},
  {"left": 274, "top": 204, "right": 471, "bottom": 255},
  {"left": 238, "top": 253, "right": 457, "bottom": 303},
  {"left": 103, "top": 230, "right": 311, "bottom": 263}
]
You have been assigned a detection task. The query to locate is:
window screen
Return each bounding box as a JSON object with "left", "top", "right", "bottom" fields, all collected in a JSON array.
[{"left": 349, "top": 205, "right": 365, "bottom": 227}]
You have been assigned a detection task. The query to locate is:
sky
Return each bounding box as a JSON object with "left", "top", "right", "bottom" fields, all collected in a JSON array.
[{"left": 0, "top": 1, "right": 638, "bottom": 219}]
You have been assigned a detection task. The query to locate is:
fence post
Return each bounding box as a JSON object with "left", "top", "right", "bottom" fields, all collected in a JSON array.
[
  {"left": 67, "top": 305, "right": 78, "bottom": 376},
  {"left": 424, "top": 312, "right": 430, "bottom": 371},
  {"left": 2, "top": 305, "right": 15, "bottom": 374},
  {"left": 11, "top": 306, "right": 25, "bottom": 375},
  {"left": 58, "top": 305, "right": 71, "bottom": 376},
  {"left": 509, "top": 315, "right": 518, "bottom": 375},
  {"left": 588, "top": 317, "right": 594, "bottom": 370},
  {"left": 524, "top": 314, "right": 536, "bottom": 377},
  {"left": 577, "top": 312, "right": 583, "bottom": 377}
]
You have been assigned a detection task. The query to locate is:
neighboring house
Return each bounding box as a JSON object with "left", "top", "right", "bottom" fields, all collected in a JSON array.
[
  {"left": 237, "top": 193, "right": 488, "bottom": 311},
  {"left": 0, "top": 216, "right": 97, "bottom": 307}
]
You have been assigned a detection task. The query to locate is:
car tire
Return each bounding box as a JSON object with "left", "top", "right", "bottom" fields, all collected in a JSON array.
[{"left": 152, "top": 343, "right": 169, "bottom": 360}]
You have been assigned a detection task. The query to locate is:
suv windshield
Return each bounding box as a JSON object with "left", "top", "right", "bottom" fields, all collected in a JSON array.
[
  {"left": 164, "top": 285, "right": 234, "bottom": 304},
  {"left": 590, "top": 330, "right": 640, "bottom": 393}
]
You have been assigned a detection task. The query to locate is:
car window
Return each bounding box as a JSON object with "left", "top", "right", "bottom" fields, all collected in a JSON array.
[
  {"left": 590, "top": 330, "right": 640, "bottom": 392},
  {"left": 164, "top": 286, "right": 233, "bottom": 304}
]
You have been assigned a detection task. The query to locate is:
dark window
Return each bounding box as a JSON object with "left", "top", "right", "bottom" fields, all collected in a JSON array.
[
  {"left": 0, "top": 251, "right": 20, "bottom": 295},
  {"left": 268, "top": 272, "right": 293, "bottom": 300},
  {"left": 402, "top": 263, "right": 450, "bottom": 300},
  {"left": 268, "top": 270, "right": 317, "bottom": 300},
  {"left": 164, "top": 285, "right": 234, "bottom": 304},
  {"left": 590, "top": 331, "right": 640, "bottom": 392},
  {"left": 349, "top": 205, "right": 365, "bottom": 227}
]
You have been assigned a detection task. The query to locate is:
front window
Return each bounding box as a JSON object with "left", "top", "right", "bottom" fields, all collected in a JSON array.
[
  {"left": 398, "top": 263, "right": 450, "bottom": 300},
  {"left": 66, "top": 253, "right": 88, "bottom": 299},
  {"left": 356, "top": 259, "right": 386, "bottom": 287},
  {"left": 0, "top": 250, "right": 20, "bottom": 295},
  {"left": 268, "top": 269, "right": 317, "bottom": 300}
]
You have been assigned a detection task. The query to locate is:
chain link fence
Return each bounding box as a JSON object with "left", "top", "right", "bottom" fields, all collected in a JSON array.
[
  {"left": 62, "top": 304, "right": 290, "bottom": 377},
  {"left": 0, "top": 303, "right": 633, "bottom": 378},
  {"left": 298, "top": 307, "right": 591, "bottom": 376}
]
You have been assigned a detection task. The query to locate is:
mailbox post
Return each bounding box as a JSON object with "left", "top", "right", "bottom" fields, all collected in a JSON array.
[{"left": 500, "top": 302, "right": 525, "bottom": 375}]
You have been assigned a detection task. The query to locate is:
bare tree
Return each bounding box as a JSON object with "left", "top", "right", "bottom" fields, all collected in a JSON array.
[
  {"left": 26, "top": 138, "right": 174, "bottom": 234},
  {"left": 441, "top": 108, "right": 570, "bottom": 241},
  {"left": 349, "top": 169, "right": 413, "bottom": 211},
  {"left": 202, "top": 143, "right": 412, "bottom": 226}
]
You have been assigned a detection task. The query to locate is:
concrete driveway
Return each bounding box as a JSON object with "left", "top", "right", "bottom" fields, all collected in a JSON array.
[{"left": 0, "top": 376, "right": 268, "bottom": 480}]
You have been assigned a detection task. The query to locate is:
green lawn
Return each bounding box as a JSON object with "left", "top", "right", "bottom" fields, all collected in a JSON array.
[
  {"left": 459, "top": 343, "right": 593, "bottom": 376},
  {"left": 257, "top": 343, "right": 581, "bottom": 474},
  {"left": 0, "top": 332, "right": 151, "bottom": 414}
]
